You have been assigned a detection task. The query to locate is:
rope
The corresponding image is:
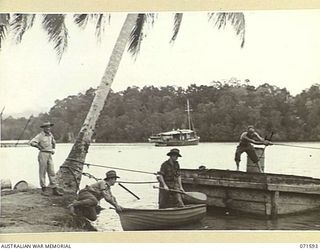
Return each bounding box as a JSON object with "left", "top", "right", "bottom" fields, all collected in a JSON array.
[
  {"left": 274, "top": 143, "right": 320, "bottom": 150},
  {"left": 62, "top": 159, "right": 158, "bottom": 186},
  {"left": 255, "top": 132, "right": 273, "bottom": 173},
  {"left": 80, "top": 173, "right": 157, "bottom": 184},
  {"left": 65, "top": 158, "right": 157, "bottom": 175},
  {"left": 118, "top": 181, "right": 158, "bottom": 184}
]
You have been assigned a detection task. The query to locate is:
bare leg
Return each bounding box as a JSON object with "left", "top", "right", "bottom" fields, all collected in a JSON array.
[
  {"left": 255, "top": 161, "right": 263, "bottom": 173},
  {"left": 236, "top": 161, "right": 240, "bottom": 171}
]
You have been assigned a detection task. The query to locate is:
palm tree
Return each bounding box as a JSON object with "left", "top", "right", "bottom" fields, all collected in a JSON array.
[{"left": 0, "top": 12, "right": 245, "bottom": 192}]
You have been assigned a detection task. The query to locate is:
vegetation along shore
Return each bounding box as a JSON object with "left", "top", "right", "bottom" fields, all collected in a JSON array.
[{"left": 2, "top": 81, "right": 320, "bottom": 143}]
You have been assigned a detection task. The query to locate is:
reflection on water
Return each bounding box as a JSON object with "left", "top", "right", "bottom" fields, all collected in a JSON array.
[{"left": 1, "top": 142, "right": 320, "bottom": 231}]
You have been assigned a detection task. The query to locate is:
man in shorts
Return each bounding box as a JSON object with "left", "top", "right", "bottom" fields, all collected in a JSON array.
[{"left": 235, "top": 125, "right": 272, "bottom": 172}]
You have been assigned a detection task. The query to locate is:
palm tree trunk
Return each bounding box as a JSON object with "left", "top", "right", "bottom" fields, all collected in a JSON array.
[{"left": 57, "top": 13, "right": 138, "bottom": 192}]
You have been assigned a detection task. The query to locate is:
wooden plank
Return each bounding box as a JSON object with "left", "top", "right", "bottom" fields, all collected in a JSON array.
[
  {"left": 278, "top": 192, "right": 320, "bottom": 206},
  {"left": 183, "top": 176, "right": 320, "bottom": 194},
  {"left": 183, "top": 183, "right": 271, "bottom": 202},
  {"left": 278, "top": 203, "right": 320, "bottom": 215},
  {"left": 183, "top": 177, "right": 267, "bottom": 190},
  {"left": 227, "top": 188, "right": 270, "bottom": 203},
  {"left": 271, "top": 191, "right": 279, "bottom": 219},
  {"left": 268, "top": 184, "right": 320, "bottom": 194},
  {"left": 229, "top": 200, "right": 270, "bottom": 216}
]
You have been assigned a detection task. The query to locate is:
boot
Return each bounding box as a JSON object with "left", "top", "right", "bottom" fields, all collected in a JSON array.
[
  {"left": 67, "top": 204, "right": 76, "bottom": 215},
  {"left": 52, "top": 187, "right": 63, "bottom": 196},
  {"left": 41, "top": 187, "right": 50, "bottom": 196}
]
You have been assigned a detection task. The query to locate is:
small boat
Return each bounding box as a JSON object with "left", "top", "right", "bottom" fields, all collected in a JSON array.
[
  {"left": 117, "top": 204, "right": 207, "bottom": 231},
  {"left": 180, "top": 168, "right": 320, "bottom": 218},
  {"left": 149, "top": 100, "right": 200, "bottom": 147},
  {"left": 154, "top": 129, "right": 200, "bottom": 147}
]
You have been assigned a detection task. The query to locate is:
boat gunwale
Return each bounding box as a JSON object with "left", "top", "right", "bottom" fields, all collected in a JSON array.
[
  {"left": 180, "top": 168, "right": 320, "bottom": 182},
  {"left": 118, "top": 204, "right": 207, "bottom": 213}
]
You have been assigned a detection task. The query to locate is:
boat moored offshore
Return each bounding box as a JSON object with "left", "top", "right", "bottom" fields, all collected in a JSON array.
[
  {"left": 148, "top": 99, "right": 200, "bottom": 147},
  {"left": 154, "top": 129, "right": 200, "bottom": 147}
]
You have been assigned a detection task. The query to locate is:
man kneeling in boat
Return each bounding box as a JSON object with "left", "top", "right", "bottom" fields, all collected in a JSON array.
[
  {"left": 68, "top": 170, "right": 123, "bottom": 221},
  {"left": 235, "top": 125, "right": 272, "bottom": 172},
  {"left": 157, "top": 148, "right": 185, "bottom": 209}
]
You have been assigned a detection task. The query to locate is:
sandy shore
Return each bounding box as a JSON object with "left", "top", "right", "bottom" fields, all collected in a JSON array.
[{"left": 0, "top": 189, "right": 96, "bottom": 233}]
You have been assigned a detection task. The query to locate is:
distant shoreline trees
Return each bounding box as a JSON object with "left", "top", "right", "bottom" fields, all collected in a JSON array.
[{"left": 2, "top": 81, "right": 320, "bottom": 142}]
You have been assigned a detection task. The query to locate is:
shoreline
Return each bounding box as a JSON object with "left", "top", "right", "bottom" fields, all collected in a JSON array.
[{"left": 0, "top": 189, "right": 96, "bottom": 234}]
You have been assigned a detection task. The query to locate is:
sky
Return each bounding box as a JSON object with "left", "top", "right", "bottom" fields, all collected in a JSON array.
[{"left": 1, "top": 10, "right": 320, "bottom": 117}]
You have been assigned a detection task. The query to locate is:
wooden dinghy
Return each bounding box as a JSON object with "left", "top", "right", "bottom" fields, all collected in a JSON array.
[
  {"left": 117, "top": 204, "right": 207, "bottom": 231},
  {"left": 180, "top": 168, "right": 320, "bottom": 218}
]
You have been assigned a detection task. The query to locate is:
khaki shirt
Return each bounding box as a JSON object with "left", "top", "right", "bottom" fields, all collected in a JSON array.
[
  {"left": 30, "top": 131, "right": 56, "bottom": 153},
  {"left": 158, "top": 159, "right": 181, "bottom": 186},
  {"left": 86, "top": 180, "right": 117, "bottom": 205}
]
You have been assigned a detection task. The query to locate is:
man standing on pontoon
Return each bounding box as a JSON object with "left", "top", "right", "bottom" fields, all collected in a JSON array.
[{"left": 234, "top": 125, "right": 272, "bottom": 172}]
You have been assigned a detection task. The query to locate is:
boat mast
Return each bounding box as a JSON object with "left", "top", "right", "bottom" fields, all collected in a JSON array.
[
  {"left": 185, "top": 99, "right": 192, "bottom": 130},
  {"left": 0, "top": 106, "right": 5, "bottom": 147}
]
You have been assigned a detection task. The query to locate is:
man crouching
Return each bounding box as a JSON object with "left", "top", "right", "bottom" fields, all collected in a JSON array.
[{"left": 68, "top": 170, "right": 123, "bottom": 221}]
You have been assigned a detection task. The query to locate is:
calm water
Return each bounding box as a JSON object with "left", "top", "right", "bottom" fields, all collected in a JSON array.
[{"left": 1, "top": 142, "right": 320, "bottom": 231}]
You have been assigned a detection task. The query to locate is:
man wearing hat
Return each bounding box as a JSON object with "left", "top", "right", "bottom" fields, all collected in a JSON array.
[
  {"left": 157, "top": 148, "right": 185, "bottom": 209},
  {"left": 67, "top": 170, "right": 123, "bottom": 221},
  {"left": 30, "top": 121, "right": 63, "bottom": 196}
]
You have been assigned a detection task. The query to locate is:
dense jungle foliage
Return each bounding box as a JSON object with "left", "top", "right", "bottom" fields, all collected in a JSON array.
[{"left": 2, "top": 80, "right": 320, "bottom": 142}]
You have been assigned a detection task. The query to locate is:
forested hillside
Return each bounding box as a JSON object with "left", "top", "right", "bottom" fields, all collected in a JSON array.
[{"left": 2, "top": 81, "right": 320, "bottom": 142}]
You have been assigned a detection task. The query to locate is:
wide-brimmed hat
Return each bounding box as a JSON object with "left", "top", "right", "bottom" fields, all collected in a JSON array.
[
  {"left": 247, "top": 125, "right": 255, "bottom": 130},
  {"left": 104, "top": 170, "right": 120, "bottom": 180},
  {"left": 40, "top": 122, "right": 54, "bottom": 128},
  {"left": 167, "top": 148, "right": 182, "bottom": 157}
]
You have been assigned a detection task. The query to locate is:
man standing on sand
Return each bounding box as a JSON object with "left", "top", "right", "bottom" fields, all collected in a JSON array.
[
  {"left": 30, "top": 122, "right": 63, "bottom": 196},
  {"left": 234, "top": 125, "right": 272, "bottom": 172},
  {"left": 67, "top": 170, "right": 123, "bottom": 221},
  {"left": 157, "top": 148, "right": 185, "bottom": 209}
]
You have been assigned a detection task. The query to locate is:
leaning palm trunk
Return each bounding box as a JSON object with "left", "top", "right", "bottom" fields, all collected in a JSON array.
[{"left": 57, "top": 14, "right": 138, "bottom": 192}]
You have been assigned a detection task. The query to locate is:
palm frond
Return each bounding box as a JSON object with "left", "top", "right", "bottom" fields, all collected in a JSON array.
[
  {"left": 73, "top": 14, "right": 90, "bottom": 29},
  {"left": 170, "top": 13, "right": 183, "bottom": 43},
  {"left": 227, "top": 13, "right": 245, "bottom": 48},
  {"left": 145, "top": 13, "right": 156, "bottom": 26},
  {"left": 0, "top": 14, "right": 10, "bottom": 49},
  {"left": 127, "top": 14, "right": 146, "bottom": 58},
  {"left": 94, "top": 14, "right": 107, "bottom": 41},
  {"left": 74, "top": 14, "right": 110, "bottom": 41},
  {"left": 10, "top": 14, "right": 35, "bottom": 43},
  {"left": 42, "top": 14, "right": 68, "bottom": 61},
  {"left": 209, "top": 12, "right": 245, "bottom": 48}
]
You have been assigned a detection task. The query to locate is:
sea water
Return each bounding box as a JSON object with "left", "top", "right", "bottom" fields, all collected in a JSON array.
[{"left": 1, "top": 142, "right": 320, "bottom": 231}]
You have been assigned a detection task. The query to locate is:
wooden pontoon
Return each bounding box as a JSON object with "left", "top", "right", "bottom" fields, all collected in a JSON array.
[
  {"left": 180, "top": 168, "right": 320, "bottom": 218},
  {"left": 117, "top": 204, "right": 207, "bottom": 231}
]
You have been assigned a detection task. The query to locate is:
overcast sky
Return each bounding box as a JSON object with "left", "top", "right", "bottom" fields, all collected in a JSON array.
[{"left": 1, "top": 10, "right": 320, "bottom": 117}]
